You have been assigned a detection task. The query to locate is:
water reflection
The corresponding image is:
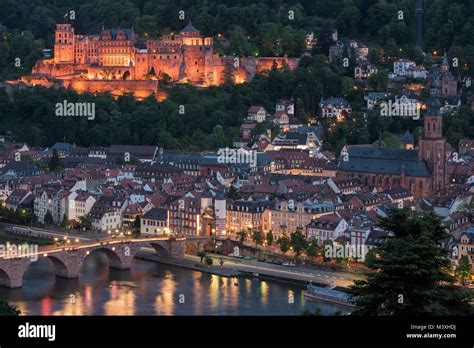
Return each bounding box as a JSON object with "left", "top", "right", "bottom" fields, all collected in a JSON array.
[{"left": 0, "top": 253, "right": 349, "bottom": 316}]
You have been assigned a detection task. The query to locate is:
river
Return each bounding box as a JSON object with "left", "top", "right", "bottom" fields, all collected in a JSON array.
[{"left": 0, "top": 252, "right": 352, "bottom": 316}]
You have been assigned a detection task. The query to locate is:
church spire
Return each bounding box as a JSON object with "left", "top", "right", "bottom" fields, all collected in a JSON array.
[{"left": 441, "top": 51, "right": 449, "bottom": 72}]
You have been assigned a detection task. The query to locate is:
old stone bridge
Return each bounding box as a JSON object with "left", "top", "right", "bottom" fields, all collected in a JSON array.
[{"left": 0, "top": 236, "right": 189, "bottom": 288}]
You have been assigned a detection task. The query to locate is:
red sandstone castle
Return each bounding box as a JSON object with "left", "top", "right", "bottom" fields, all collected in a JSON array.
[{"left": 27, "top": 22, "right": 300, "bottom": 98}]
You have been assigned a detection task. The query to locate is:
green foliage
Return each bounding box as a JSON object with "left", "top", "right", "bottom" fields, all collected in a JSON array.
[
  {"left": 44, "top": 211, "right": 54, "bottom": 225},
  {"left": 0, "top": 298, "right": 20, "bottom": 315},
  {"left": 305, "top": 240, "right": 321, "bottom": 258},
  {"left": 445, "top": 106, "right": 474, "bottom": 149},
  {"left": 237, "top": 230, "right": 247, "bottom": 243},
  {"left": 349, "top": 208, "right": 474, "bottom": 315},
  {"left": 133, "top": 216, "right": 140, "bottom": 229},
  {"left": 197, "top": 251, "right": 206, "bottom": 263},
  {"left": 204, "top": 256, "right": 213, "bottom": 266},
  {"left": 60, "top": 215, "right": 69, "bottom": 228},
  {"left": 252, "top": 230, "right": 263, "bottom": 245},
  {"left": 0, "top": 0, "right": 473, "bottom": 152},
  {"left": 290, "top": 229, "right": 308, "bottom": 258},
  {"left": 455, "top": 256, "right": 471, "bottom": 286},
  {"left": 381, "top": 132, "right": 402, "bottom": 148},
  {"left": 227, "top": 186, "right": 241, "bottom": 200},
  {"left": 277, "top": 235, "right": 290, "bottom": 253},
  {"left": 301, "top": 306, "right": 323, "bottom": 316},
  {"left": 0, "top": 206, "right": 34, "bottom": 224},
  {"left": 364, "top": 248, "right": 379, "bottom": 268},
  {"left": 265, "top": 230, "right": 274, "bottom": 246},
  {"left": 77, "top": 215, "right": 92, "bottom": 230},
  {"left": 368, "top": 70, "right": 388, "bottom": 91},
  {"left": 48, "top": 149, "right": 61, "bottom": 172}
]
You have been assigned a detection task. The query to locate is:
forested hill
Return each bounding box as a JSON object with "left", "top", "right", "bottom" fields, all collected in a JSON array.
[
  {"left": 1, "top": 0, "right": 474, "bottom": 78},
  {"left": 0, "top": 0, "right": 473, "bottom": 152}
]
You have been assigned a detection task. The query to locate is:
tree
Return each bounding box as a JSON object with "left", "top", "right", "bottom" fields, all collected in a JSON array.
[
  {"left": 158, "top": 72, "right": 172, "bottom": 85},
  {"left": 204, "top": 256, "right": 213, "bottom": 266},
  {"left": 306, "top": 240, "right": 320, "bottom": 259},
  {"left": 368, "top": 70, "right": 388, "bottom": 91},
  {"left": 0, "top": 298, "right": 20, "bottom": 315},
  {"left": 348, "top": 208, "right": 474, "bottom": 315},
  {"left": 78, "top": 215, "right": 92, "bottom": 230},
  {"left": 364, "top": 248, "right": 379, "bottom": 268},
  {"left": 290, "top": 229, "right": 308, "bottom": 259},
  {"left": 133, "top": 15, "right": 159, "bottom": 38},
  {"left": 60, "top": 215, "right": 69, "bottom": 229},
  {"left": 266, "top": 230, "right": 274, "bottom": 246},
  {"left": 457, "top": 200, "right": 474, "bottom": 223},
  {"left": 48, "top": 149, "right": 61, "bottom": 172},
  {"left": 44, "top": 211, "right": 54, "bottom": 225},
  {"left": 455, "top": 256, "right": 471, "bottom": 286},
  {"left": 277, "top": 235, "right": 290, "bottom": 253},
  {"left": 237, "top": 231, "right": 247, "bottom": 243},
  {"left": 227, "top": 186, "right": 241, "bottom": 200},
  {"left": 133, "top": 216, "right": 140, "bottom": 230},
  {"left": 252, "top": 230, "right": 264, "bottom": 245},
  {"left": 301, "top": 306, "right": 323, "bottom": 316},
  {"left": 197, "top": 251, "right": 206, "bottom": 263}
]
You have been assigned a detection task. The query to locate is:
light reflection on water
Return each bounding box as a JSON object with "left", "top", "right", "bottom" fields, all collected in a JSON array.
[{"left": 0, "top": 252, "right": 349, "bottom": 316}]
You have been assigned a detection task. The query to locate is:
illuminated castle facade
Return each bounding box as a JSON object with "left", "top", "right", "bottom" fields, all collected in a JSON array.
[{"left": 28, "top": 22, "right": 300, "bottom": 98}]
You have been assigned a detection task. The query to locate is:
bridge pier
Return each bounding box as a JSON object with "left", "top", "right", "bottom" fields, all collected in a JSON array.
[
  {"left": 0, "top": 258, "right": 32, "bottom": 288},
  {"left": 103, "top": 243, "right": 142, "bottom": 270},
  {"left": 168, "top": 237, "right": 185, "bottom": 259},
  {"left": 148, "top": 237, "right": 185, "bottom": 259},
  {"left": 47, "top": 250, "right": 87, "bottom": 279}
]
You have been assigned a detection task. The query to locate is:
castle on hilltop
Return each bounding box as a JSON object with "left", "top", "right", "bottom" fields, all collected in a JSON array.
[{"left": 25, "top": 22, "right": 300, "bottom": 99}]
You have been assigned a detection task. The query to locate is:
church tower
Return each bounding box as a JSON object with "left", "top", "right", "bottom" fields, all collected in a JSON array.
[
  {"left": 418, "top": 110, "right": 447, "bottom": 194},
  {"left": 54, "top": 23, "right": 75, "bottom": 63}
]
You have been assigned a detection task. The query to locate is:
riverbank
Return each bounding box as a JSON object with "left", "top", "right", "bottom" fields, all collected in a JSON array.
[
  {"left": 136, "top": 249, "right": 362, "bottom": 289},
  {"left": 135, "top": 250, "right": 239, "bottom": 277}
]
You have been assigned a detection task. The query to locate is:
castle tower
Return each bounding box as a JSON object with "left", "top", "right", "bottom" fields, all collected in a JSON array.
[
  {"left": 418, "top": 110, "right": 447, "bottom": 194},
  {"left": 180, "top": 22, "right": 206, "bottom": 84},
  {"left": 54, "top": 23, "right": 75, "bottom": 63}
]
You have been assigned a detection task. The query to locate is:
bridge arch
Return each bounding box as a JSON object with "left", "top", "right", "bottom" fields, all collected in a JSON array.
[
  {"left": 0, "top": 268, "right": 11, "bottom": 288},
  {"left": 148, "top": 242, "right": 170, "bottom": 258},
  {"left": 47, "top": 255, "right": 70, "bottom": 278},
  {"left": 87, "top": 247, "right": 126, "bottom": 269}
]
